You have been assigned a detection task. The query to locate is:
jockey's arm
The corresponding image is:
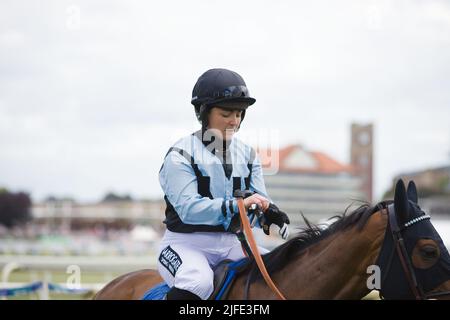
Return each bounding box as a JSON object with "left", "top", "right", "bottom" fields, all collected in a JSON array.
[
  {"left": 247, "top": 154, "right": 272, "bottom": 206},
  {"left": 159, "top": 151, "right": 237, "bottom": 230}
]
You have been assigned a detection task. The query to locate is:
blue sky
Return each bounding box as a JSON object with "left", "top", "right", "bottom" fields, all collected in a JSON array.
[{"left": 0, "top": 0, "right": 449, "bottom": 202}]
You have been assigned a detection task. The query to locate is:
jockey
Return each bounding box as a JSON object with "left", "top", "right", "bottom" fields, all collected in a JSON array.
[{"left": 157, "top": 68, "right": 290, "bottom": 300}]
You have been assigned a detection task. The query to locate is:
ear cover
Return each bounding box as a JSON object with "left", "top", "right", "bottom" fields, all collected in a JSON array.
[
  {"left": 407, "top": 180, "right": 418, "bottom": 204},
  {"left": 394, "top": 179, "right": 410, "bottom": 225}
]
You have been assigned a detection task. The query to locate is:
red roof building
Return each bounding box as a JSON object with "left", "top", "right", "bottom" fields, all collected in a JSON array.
[{"left": 257, "top": 142, "right": 369, "bottom": 226}]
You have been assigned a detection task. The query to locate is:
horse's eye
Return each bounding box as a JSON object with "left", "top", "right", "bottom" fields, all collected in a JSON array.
[{"left": 421, "top": 245, "right": 439, "bottom": 260}]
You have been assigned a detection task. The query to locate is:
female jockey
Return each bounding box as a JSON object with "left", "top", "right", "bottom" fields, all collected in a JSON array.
[{"left": 158, "top": 68, "right": 290, "bottom": 300}]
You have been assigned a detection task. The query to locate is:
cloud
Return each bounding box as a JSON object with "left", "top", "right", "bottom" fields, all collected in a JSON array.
[{"left": 0, "top": 0, "right": 449, "bottom": 202}]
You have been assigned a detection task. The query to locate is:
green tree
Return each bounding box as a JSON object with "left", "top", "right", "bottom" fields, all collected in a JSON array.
[
  {"left": 0, "top": 191, "right": 32, "bottom": 228},
  {"left": 101, "top": 192, "right": 133, "bottom": 203}
]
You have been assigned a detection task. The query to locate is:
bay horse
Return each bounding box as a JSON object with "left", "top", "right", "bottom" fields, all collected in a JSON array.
[{"left": 94, "top": 180, "right": 450, "bottom": 299}]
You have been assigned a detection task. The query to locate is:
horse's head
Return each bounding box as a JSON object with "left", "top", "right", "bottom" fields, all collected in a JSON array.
[{"left": 376, "top": 179, "right": 450, "bottom": 299}]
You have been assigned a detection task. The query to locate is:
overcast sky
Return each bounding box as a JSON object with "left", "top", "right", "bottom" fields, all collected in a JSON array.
[{"left": 1, "top": 0, "right": 449, "bottom": 203}]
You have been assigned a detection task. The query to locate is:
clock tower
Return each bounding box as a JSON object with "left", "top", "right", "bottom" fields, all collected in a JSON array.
[{"left": 351, "top": 123, "right": 373, "bottom": 202}]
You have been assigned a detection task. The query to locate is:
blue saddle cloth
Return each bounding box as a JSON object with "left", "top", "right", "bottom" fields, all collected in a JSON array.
[
  {"left": 141, "top": 258, "right": 248, "bottom": 300},
  {"left": 141, "top": 282, "right": 170, "bottom": 300}
]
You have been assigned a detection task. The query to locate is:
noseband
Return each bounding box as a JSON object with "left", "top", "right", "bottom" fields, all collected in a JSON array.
[{"left": 381, "top": 204, "right": 450, "bottom": 299}]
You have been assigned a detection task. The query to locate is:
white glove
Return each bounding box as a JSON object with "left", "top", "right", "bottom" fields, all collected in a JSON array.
[{"left": 279, "top": 223, "right": 289, "bottom": 240}]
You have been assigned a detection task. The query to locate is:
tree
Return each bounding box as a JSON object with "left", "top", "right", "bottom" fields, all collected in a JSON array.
[
  {"left": 101, "top": 192, "right": 133, "bottom": 203},
  {"left": 0, "top": 190, "right": 32, "bottom": 228}
]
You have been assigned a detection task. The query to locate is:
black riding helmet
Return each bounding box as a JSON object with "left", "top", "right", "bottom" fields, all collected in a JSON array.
[{"left": 191, "top": 68, "right": 256, "bottom": 127}]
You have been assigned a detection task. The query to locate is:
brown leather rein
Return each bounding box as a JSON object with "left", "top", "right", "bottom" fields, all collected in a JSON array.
[{"left": 235, "top": 197, "right": 286, "bottom": 300}]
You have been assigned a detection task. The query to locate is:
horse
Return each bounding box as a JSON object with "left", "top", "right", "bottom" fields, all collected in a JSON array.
[{"left": 94, "top": 180, "right": 450, "bottom": 299}]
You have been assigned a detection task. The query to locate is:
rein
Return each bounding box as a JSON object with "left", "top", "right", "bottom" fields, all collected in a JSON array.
[{"left": 234, "top": 195, "right": 286, "bottom": 300}]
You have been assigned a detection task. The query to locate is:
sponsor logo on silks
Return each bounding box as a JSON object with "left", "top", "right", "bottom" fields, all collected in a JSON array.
[{"left": 159, "top": 245, "right": 183, "bottom": 277}]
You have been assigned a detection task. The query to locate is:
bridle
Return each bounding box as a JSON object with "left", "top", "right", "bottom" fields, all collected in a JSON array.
[{"left": 381, "top": 204, "right": 450, "bottom": 299}]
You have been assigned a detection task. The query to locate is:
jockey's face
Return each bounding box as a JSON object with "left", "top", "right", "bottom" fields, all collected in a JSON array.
[{"left": 207, "top": 107, "right": 242, "bottom": 141}]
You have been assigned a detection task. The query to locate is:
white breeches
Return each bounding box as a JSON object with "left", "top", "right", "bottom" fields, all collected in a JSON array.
[{"left": 157, "top": 230, "right": 268, "bottom": 300}]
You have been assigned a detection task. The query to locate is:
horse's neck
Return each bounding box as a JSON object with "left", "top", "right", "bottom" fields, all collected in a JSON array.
[{"left": 277, "top": 210, "right": 388, "bottom": 299}]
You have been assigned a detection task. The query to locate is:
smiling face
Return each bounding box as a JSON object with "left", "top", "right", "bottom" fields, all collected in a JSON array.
[{"left": 207, "top": 107, "right": 243, "bottom": 141}]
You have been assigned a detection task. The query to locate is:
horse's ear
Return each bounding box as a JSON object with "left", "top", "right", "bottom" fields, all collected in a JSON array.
[
  {"left": 407, "top": 180, "right": 418, "bottom": 204},
  {"left": 394, "top": 179, "right": 410, "bottom": 223}
]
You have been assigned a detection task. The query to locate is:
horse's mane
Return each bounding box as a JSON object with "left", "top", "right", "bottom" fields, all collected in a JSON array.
[{"left": 248, "top": 200, "right": 393, "bottom": 281}]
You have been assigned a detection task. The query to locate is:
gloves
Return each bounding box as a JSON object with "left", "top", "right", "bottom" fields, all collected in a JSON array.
[
  {"left": 227, "top": 190, "right": 256, "bottom": 233},
  {"left": 261, "top": 203, "right": 290, "bottom": 239}
]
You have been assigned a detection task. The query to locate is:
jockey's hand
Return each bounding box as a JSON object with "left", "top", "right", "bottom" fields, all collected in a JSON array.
[
  {"left": 243, "top": 193, "right": 270, "bottom": 212},
  {"left": 261, "top": 204, "right": 290, "bottom": 239}
]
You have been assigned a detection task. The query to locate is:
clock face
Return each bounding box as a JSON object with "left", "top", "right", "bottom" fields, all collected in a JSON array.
[{"left": 358, "top": 132, "right": 370, "bottom": 146}]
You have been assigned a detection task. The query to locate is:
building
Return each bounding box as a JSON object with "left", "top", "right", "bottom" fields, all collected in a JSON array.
[
  {"left": 391, "top": 165, "right": 450, "bottom": 218},
  {"left": 350, "top": 123, "right": 374, "bottom": 203},
  {"left": 258, "top": 123, "right": 373, "bottom": 226},
  {"left": 31, "top": 199, "right": 166, "bottom": 232},
  {"left": 393, "top": 166, "right": 450, "bottom": 195}
]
